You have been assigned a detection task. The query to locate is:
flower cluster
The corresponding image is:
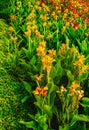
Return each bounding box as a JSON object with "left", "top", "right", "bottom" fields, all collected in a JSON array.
[
  {"left": 74, "top": 55, "right": 89, "bottom": 75},
  {"left": 37, "top": 41, "right": 56, "bottom": 71},
  {"left": 69, "top": 81, "right": 84, "bottom": 100}
]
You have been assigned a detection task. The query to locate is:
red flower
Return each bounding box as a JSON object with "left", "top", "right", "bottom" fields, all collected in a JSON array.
[
  {"left": 86, "top": 2, "right": 89, "bottom": 6},
  {"left": 40, "top": 0, "right": 45, "bottom": 4},
  {"left": 85, "top": 17, "right": 89, "bottom": 24},
  {"left": 73, "top": 22, "right": 79, "bottom": 30}
]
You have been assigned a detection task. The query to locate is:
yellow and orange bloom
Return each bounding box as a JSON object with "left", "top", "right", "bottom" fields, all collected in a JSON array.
[
  {"left": 39, "top": 41, "right": 46, "bottom": 49},
  {"left": 33, "top": 87, "right": 42, "bottom": 95},
  {"left": 24, "top": 31, "right": 31, "bottom": 37},
  {"left": 74, "top": 55, "right": 85, "bottom": 67},
  {"left": 8, "top": 26, "right": 14, "bottom": 32},
  {"left": 69, "top": 82, "right": 80, "bottom": 96},
  {"left": 41, "top": 86, "right": 48, "bottom": 96},
  {"left": 36, "top": 47, "right": 45, "bottom": 56},
  {"left": 48, "top": 49, "right": 56, "bottom": 57},
  {"left": 42, "top": 55, "right": 55, "bottom": 70},
  {"left": 59, "top": 43, "right": 68, "bottom": 54},
  {"left": 10, "top": 15, "right": 17, "bottom": 20},
  {"left": 33, "top": 86, "right": 48, "bottom": 96}
]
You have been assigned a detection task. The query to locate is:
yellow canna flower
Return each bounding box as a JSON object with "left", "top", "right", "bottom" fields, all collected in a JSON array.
[
  {"left": 33, "top": 87, "right": 41, "bottom": 95},
  {"left": 34, "top": 74, "right": 44, "bottom": 81},
  {"left": 69, "top": 82, "right": 80, "bottom": 96},
  {"left": 39, "top": 41, "right": 46, "bottom": 48},
  {"left": 8, "top": 26, "right": 14, "bottom": 32},
  {"left": 43, "top": 22, "right": 47, "bottom": 27},
  {"left": 48, "top": 49, "right": 56, "bottom": 56},
  {"left": 25, "top": 31, "right": 31, "bottom": 37},
  {"left": 74, "top": 55, "right": 85, "bottom": 67},
  {"left": 60, "top": 86, "right": 67, "bottom": 93},
  {"left": 78, "top": 90, "right": 84, "bottom": 100},
  {"left": 42, "top": 55, "right": 55, "bottom": 70},
  {"left": 36, "top": 46, "right": 45, "bottom": 57}
]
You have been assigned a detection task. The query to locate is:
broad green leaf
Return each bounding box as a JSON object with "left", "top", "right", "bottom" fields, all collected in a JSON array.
[
  {"left": 30, "top": 55, "right": 36, "bottom": 65},
  {"left": 34, "top": 101, "right": 42, "bottom": 110},
  {"left": 79, "top": 73, "right": 88, "bottom": 82},
  {"left": 43, "top": 105, "right": 52, "bottom": 118},
  {"left": 67, "top": 70, "right": 74, "bottom": 82},
  {"left": 81, "top": 97, "right": 89, "bottom": 107},
  {"left": 47, "top": 83, "right": 58, "bottom": 106},
  {"left": 74, "top": 114, "right": 89, "bottom": 122},
  {"left": 50, "top": 60, "right": 62, "bottom": 79},
  {"left": 19, "top": 120, "right": 37, "bottom": 129},
  {"left": 21, "top": 80, "right": 32, "bottom": 93},
  {"left": 21, "top": 95, "right": 30, "bottom": 103},
  {"left": 70, "top": 110, "right": 78, "bottom": 126},
  {"left": 28, "top": 113, "right": 36, "bottom": 121},
  {"left": 37, "top": 114, "right": 47, "bottom": 123},
  {"left": 81, "top": 39, "right": 87, "bottom": 53}
]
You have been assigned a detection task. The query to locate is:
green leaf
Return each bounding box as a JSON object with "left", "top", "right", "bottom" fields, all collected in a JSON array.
[
  {"left": 21, "top": 80, "right": 32, "bottom": 93},
  {"left": 37, "top": 115, "right": 48, "bottom": 130},
  {"left": 28, "top": 113, "right": 36, "bottom": 121},
  {"left": 81, "top": 39, "right": 87, "bottom": 53},
  {"left": 79, "top": 73, "right": 88, "bottom": 82},
  {"left": 34, "top": 101, "right": 42, "bottom": 110},
  {"left": 67, "top": 70, "right": 74, "bottom": 82},
  {"left": 43, "top": 105, "right": 52, "bottom": 118},
  {"left": 21, "top": 95, "right": 30, "bottom": 103},
  {"left": 47, "top": 83, "right": 58, "bottom": 107},
  {"left": 74, "top": 114, "right": 89, "bottom": 122},
  {"left": 81, "top": 97, "right": 89, "bottom": 107},
  {"left": 70, "top": 110, "right": 78, "bottom": 126},
  {"left": 19, "top": 120, "right": 37, "bottom": 129},
  {"left": 50, "top": 60, "right": 62, "bottom": 79},
  {"left": 30, "top": 55, "right": 36, "bottom": 65},
  {"left": 77, "top": 39, "right": 87, "bottom": 53}
]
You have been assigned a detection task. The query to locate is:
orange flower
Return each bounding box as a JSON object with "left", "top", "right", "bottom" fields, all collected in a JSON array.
[
  {"left": 25, "top": 31, "right": 31, "bottom": 37},
  {"left": 73, "top": 22, "right": 79, "bottom": 30},
  {"left": 33, "top": 86, "right": 48, "bottom": 96},
  {"left": 74, "top": 55, "right": 85, "bottom": 67},
  {"left": 36, "top": 46, "right": 45, "bottom": 56},
  {"left": 48, "top": 49, "right": 56, "bottom": 57},
  {"left": 10, "top": 15, "right": 16, "bottom": 20},
  {"left": 41, "top": 87, "right": 48, "bottom": 96},
  {"left": 42, "top": 55, "right": 55, "bottom": 70},
  {"left": 33, "top": 87, "right": 41, "bottom": 95},
  {"left": 69, "top": 82, "right": 80, "bottom": 96},
  {"left": 39, "top": 41, "right": 46, "bottom": 48},
  {"left": 59, "top": 43, "right": 68, "bottom": 54}
]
